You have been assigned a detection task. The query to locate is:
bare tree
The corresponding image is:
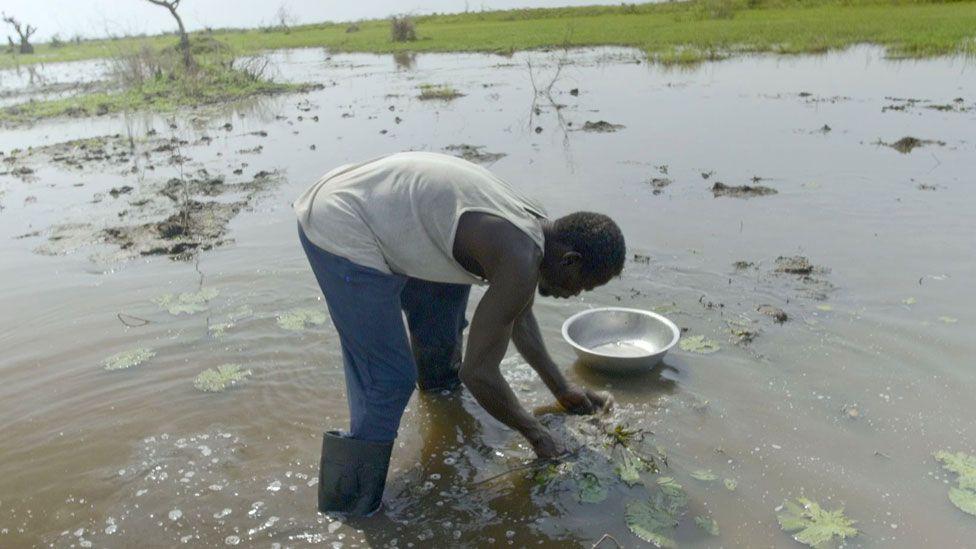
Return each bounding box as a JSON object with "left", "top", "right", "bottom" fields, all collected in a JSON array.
[
  {"left": 275, "top": 3, "right": 297, "bottom": 33},
  {"left": 145, "top": 0, "right": 193, "bottom": 69},
  {"left": 2, "top": 13, "right": 37, "bottom": 54}
]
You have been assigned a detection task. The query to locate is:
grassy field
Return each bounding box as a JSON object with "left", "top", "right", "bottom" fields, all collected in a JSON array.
[{"left": 3, "top": 0, "right": 975, "bottom": 71}]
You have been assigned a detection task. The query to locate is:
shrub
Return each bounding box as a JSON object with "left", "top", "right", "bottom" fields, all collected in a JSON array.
[{"left": 391, "top": 16, "right": 416, "bottom": 42}]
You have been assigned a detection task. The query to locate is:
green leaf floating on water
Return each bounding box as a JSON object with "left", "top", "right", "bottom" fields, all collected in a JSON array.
[
  {"left": 154, "top": 288, "right": 219, "bottom": 315},
  {"left": 935, "top": 450, "right": 976, "bottom": 490},
  {"left": 690, "top": 469, "right": 718, "bottom": 482},
  {"left": 776, "top": 498, "right": 857, "bottom": 548},
  {"left": 695, "top": 515, "right": 720, "bottom": 536},
  {"left": 276, "top": 307, "right": 328, "bottom": 331},
  {"left": 935, "top": 450, "right": 976, "bottom": 516},
  {"left": 948, "top": 487, "right": 976, "bottom": 517},
  {"left": 579, "top": 472, "right": 608, "bottom": 504},
  {"left": 193, "top": 364, "right": 251, "bottom": 392},
  {"left": 724, "top": 478, "right": 738, "bottom": 491},
  {"left": 103, "top": 348, "right": 155, "bottom": 371},
  {"left": 615, "top": 446, "right": 650, "bottom": 486},
  {"left": 679, "top": 335, "right": 720, "bottom": 354},
  {"left": 625, "top": 477, "right": 688, "bottom": 547}
]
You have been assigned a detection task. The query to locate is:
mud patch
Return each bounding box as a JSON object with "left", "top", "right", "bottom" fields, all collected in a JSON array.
[
  {"left": 443, "top": 144, "right": 506, "bottom": 165},
  {"left": 711, "top": 182, "right": 777, "bottom": 198},
  {"left": 648, "top": 178, "right": 671, "bottom": 195},
  {"left": 757, "top": 304, "right": 788, "bottom": 323}
]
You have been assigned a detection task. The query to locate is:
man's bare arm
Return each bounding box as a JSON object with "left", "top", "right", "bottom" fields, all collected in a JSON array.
[{"left": 458, "top": 267, "right": 564, "bottom": 458}]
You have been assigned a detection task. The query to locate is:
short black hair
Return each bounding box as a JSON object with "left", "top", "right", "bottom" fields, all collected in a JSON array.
[{"left": 552, "top": 211, "right": 626, "bottom": 284}]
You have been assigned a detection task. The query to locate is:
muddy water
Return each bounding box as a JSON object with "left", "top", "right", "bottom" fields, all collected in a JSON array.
[{"left": 1, "top": 46, "right": 974, "bottom": 547}]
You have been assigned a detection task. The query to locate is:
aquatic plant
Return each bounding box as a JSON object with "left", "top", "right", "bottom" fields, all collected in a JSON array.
[
  {"left": 625, "top": 477, "right": 688, "bottom": 548},
  {"left": 154, "top": 287, "right": 218, "bottom": 315},
  {"left": 690, "top": 469, "right": 717, "bottom": 482},
  {"left": 724, "top": 478, "right": 738, "bottom": 491},
  {"left": 417, "top": 83, "right": 464, "bottom": 101},
  {"left": 935, "top": 450, "right": 976, "bottom": 516},
  {"left": 578, "top": 472, "right": 607, "bottom": 504},
  {"left": 695, "top": 515, "right": 720, "bottom": 536},
  {"left": 679, "top": 335, "right": 720, "bottom": 354},
  {"left": 103, "top": 347, "right": 155, "bottom": 370},
  {"left": 193, "top": 363, "right": 251, "bottom": 392},
  {"left": 775, "top": 498, "right": 858, "bottom": 548},
  {"left": 276, "top": 307, "right": 327, "bottom": 331}
]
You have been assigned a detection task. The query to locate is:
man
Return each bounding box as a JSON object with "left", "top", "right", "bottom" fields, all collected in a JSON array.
[{"left": 294, "top": 151, "right": 626, "bottom": 517}]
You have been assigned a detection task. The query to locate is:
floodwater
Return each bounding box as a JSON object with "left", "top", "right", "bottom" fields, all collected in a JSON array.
[{"left": 1, "top": 46, "right": 974, "bottom": 548}]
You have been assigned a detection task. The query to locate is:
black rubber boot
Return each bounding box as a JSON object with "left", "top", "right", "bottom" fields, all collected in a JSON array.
[
  {"left": 318, "top": 431, "right": 393, "bottom": 517},
  {"left": 412, "top": 335, "right": 463, "bottom": 393}
]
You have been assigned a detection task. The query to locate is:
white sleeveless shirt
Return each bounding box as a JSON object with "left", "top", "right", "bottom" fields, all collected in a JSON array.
[{"left": 293, "top": 152, "right": 547, "bottom": 285}]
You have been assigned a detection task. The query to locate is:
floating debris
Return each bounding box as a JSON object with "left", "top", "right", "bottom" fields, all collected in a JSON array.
[
  {"left": 443, "top": 144, "right": 506, "bottom": 164},
  {"left": 679, "top": 335, "right": 720, "bottom": 354},
  {"left": 154, "top": 288, "right": 219, "bottom": 315},
  {"left": 774, "top": 255, "right": 815, "bottom": 275},
  {"left": 882, "top": 136, "right": 945, "bottom": 154},
  {"left": 711, "top": 182, "right": 777, "bottom": 198},
  {"left": 418, "top": 84, "right": 464, "bottom": 101},
  {"left": 579, "top": 120, "right": 625, "bottom": 133},
  {"left": 193, "top": 364, "right": 252, "bottom": 392},
  {"left": 276, "top": 307, "right": 328, "bottom": 331},
  {"left": 103, "top": 348, "right": 155, "bottom": 371},
  {"left": 776, "top": 498, "right": 858, "bottom": 548},
  {"left": 724, "top": 478, "right": 738, "bottom": 491},
  {"left": 758, "top": 304, "right": 788, "bottom": 323}
]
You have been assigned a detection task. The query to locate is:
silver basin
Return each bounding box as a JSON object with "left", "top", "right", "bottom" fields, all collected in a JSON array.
[{"left": 562, "top": 307, "right": 680, "bottom": 374}]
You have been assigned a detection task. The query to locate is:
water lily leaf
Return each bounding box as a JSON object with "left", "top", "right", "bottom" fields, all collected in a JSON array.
[
  {"left": 935, "top": 451, "right": 976, "bottom": 491},
  {"left": 193, "top": 364, "right": 251, "bottom": 392},
  {"left": 625, "top": 477, "right": 688, "bottom": 547},
  {"left": 724, "top": 478, "right": 738, "bottom": 491},
  {"left": 579, "top": 472, "right": 608, "bottom": 504},
  {"left": 695, "top": 515, "right": 720, "bottom": 536},
  {"left": 103, "top": 348, "right": 155, "bottom": 371},
  {"left": 626, "top": 499, "right": 676, "bottom": 547},
  {"left": 679, "top": 335, "right": 720, "bottom": 354},
  {"left": 615, "top": 447, "right": 649, "bottom": 486},
  {"left": 276, "top": 307, "right": 328, "bottom": 331},
  {"left": 776, "top": 497, "right": 857, "bottom": 548},
  {"left": 690, "top": 469, "right": 718, "bottom": 482},
  {"left": 153, "top": 288, "right": 219, "bottom": 315},
  {"left": 947, "top": 487, "right": 976, "bottom": 516}
]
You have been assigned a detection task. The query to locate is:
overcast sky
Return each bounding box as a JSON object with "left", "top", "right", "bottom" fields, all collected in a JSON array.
[{"left": 1, "top": 0, "right": 630, "bottom": 41}]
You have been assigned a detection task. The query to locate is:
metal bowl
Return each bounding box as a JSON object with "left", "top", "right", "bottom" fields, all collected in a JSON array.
[{"left": 562, "top": 307, "right": 680, "bottom": 374}]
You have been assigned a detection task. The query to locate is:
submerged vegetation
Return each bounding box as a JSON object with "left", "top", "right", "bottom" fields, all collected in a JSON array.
[
  {"left": 103, "top": 348, "right": 156, "bottom": 371},
  {"left": 4, "top": 0, "right": 975, "bottom": 73},
  {"left": 934, "top": 451, "right": 976, "bottom": 516},
  {"left": 193, "top": 363, "right": 251, "bottom": 392}
]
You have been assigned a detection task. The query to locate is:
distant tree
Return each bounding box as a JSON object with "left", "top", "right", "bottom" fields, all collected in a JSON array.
[
  {"left": 2, "top": 12, "right": 38, "bottom": 54},
  {"left": 145, "top": 0, "right": 193, "bottom": 69},
  {"left": 276, "top": 3, "right": 297, "bottom": 33}
]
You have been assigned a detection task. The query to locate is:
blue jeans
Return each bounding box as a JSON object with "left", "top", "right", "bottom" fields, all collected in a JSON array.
[{"left": 299, "top": 224, "right": 470, "bottom": 442}]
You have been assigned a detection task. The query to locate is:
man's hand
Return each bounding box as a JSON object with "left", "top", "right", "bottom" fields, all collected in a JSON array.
[
  {"left": 527, "top": 425, "right": 567, "bottom": 460},
  {"left": 557, "top": 386, "right": 612, "bottom": 415}
]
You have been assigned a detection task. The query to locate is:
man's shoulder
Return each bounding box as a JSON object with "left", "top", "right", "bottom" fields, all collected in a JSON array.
[{"left": 456, "top": 211, "right": 542, "bottom": 276}]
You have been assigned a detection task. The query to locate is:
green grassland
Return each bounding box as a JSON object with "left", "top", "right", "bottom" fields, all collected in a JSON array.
[{"left": 4, "top": 0, "right": 975, "bottom": 71}]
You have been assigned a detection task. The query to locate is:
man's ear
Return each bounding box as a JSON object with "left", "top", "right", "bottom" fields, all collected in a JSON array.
[{"left": 560, "top": 251, "right": 582, "bottom": 266}]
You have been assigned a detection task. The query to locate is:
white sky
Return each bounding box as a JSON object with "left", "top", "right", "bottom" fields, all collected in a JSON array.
[{"left": 2, "top": 0, "right": 630, "bottom": 41}]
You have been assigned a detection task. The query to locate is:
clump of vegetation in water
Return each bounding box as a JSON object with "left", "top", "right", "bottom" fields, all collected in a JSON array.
[
  {"left": 934, "top": 450, "right": 976, "bottom": 516},
  {"left": 775, "top": 497, "right": 858, "bottom": 547},
  {"left": 679, "top": 334, "right": 720, "bottom": 354},
  {"left": 417, "top": 83, "right": 464, "bottom": 101},
  {"left": 103, "top": 348, "right": 155, "bottom": 371},
  {"left": 695, "top": 515, "right": 720, "bottom": 536},
  {"left": 153, "top": 288, "right": 219, "bottom": 315},
  {"left": 0, "top": 35, "right": 313, "bottom": 125},
  {"left": 276, "top": 307, "right": 327, "bottom": 331},
  {"left": 193, "top": 364, "right": 251, "bottom": 392}
]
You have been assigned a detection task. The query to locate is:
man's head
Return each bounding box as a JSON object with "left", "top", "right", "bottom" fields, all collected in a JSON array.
[{"left": 538, "top": 212, "right": 625, "bottom": 299}]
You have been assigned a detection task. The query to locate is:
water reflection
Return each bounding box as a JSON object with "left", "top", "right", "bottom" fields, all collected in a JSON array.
[{"left": 392, "top": 51, "right": 417, "bottom": 71}]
